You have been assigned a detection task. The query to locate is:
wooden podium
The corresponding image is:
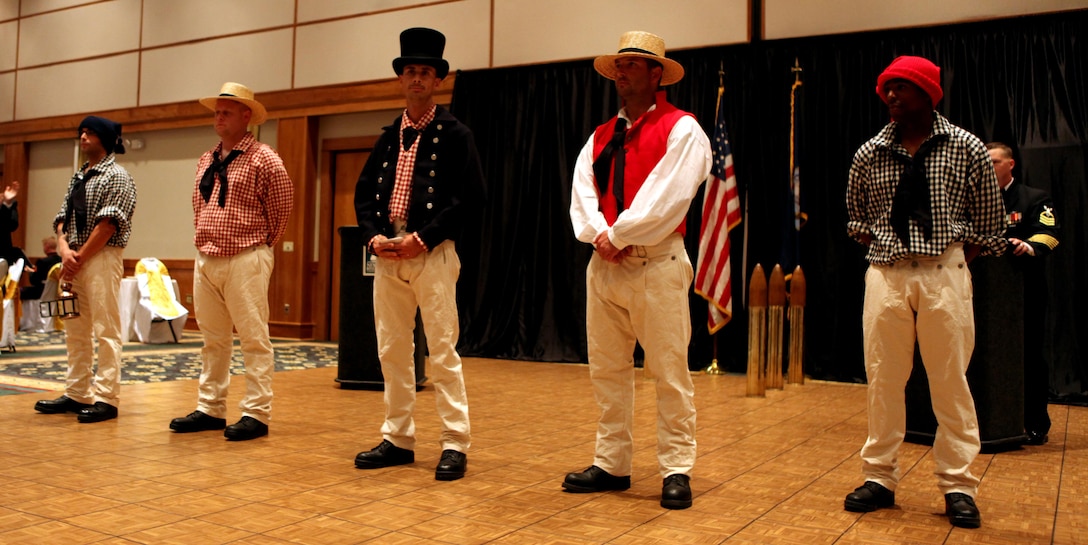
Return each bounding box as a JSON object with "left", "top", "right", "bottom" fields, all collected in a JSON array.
[
  {"left": 336, "top": 226, "right": 427, "bottom": 391},
  {"left": 905, "top": 254, "right": 1025, "bottom": 453}
]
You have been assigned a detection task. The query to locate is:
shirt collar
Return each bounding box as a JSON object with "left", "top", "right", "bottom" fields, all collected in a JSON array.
[{"left": 873, "top": 110, "right": 954, "bottom": 150}]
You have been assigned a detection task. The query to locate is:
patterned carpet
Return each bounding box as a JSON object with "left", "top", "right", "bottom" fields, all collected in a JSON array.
[{"left": 0, "top": 330, "right": 339, "bottom": 391}]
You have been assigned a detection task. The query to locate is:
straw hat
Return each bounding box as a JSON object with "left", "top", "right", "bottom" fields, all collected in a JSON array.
[
  {"left": 593, "top": 31, "right": 684, "bottom": 86},
  {"left": 199, "top": 82, "right": 268, "bottom": 125}
]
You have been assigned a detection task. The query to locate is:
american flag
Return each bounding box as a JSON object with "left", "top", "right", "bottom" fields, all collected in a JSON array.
[{"left": 695, "top": 90, "right": 742, "bottom": 333}]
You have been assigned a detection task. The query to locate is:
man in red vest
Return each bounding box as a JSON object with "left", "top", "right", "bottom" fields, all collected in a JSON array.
[{"left": 565, "top": 30, "right": 712, "bottom": 510}]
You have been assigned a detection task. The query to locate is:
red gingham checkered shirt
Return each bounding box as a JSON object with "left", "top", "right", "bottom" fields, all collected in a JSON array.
[
  {"left": 389, "top": 106, "right": 436, "bottom": 222},
  {"left": 192, "top": 132, "right": 294, "bottom": 256}
]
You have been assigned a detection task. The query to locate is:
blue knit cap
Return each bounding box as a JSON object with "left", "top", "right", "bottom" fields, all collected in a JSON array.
[{"left": 78, "top": 116, "right": 125, "bottom": 155}]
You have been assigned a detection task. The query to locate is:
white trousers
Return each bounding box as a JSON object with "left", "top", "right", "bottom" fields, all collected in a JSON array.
[
  {"left": 374, "top": 240, "right": 470, "bottom": 452},
  {"left": 586, "top": 233, "right": 697, "bottom": 478},
  {"left": 63, "top": 246, "right": 124, "bottom": 407},
  {"left": 861, "top": 243, "right": 981, "bottom": 497},
  {"left": 193, "top": 246, "right": 275, "bottom": 424}
]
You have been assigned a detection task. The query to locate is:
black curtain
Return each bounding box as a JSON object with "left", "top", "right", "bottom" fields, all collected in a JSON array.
[{"left": 449, "top": 11, "right": 1088, "bottom": 396}]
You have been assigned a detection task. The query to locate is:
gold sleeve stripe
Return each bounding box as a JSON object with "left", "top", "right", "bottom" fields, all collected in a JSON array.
[{"left": 1027, "top": 234, "right": 1059, "bottom": 250}]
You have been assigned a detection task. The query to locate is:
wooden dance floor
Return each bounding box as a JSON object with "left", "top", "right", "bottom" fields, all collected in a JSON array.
[{"left": 0, "top": 354, "right": 1083, "bottom": 544}]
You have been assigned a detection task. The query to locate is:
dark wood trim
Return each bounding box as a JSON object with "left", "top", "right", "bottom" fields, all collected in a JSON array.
[
  {"left": 3, "top": 143, "right": 29, "bottom": 250},
  {"left": 0, "top": 75, "right": 454, "bottom": 144},
  {"left": 269, "top": 321, "right": 314, "bottom": 339}
]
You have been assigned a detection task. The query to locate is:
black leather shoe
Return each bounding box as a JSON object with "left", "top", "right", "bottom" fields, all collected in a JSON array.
[
  {"left": 562, "top": 465, "right": 631, "bottom": 493},
  {"left": 661, "top": 474, "right": 692, "bottom": 509},
  {"left": 844, "top": 481, "right": 895, "bottom": 512},
  {"left": 34, "top": 395, "right": 92, "bottom": 414},
  {"left": 1024, "top": 430, "right": 1049, "bottom": 445},
  {"left": 355, "top": 440, "right": 414, "bottom": 469},
  {"left": 945, "top": 493, "right": 981, "bottom": 528},
  {"left": 170, "top": 410, "right": 227, "bottom": 433},
  {"left": 76, "top": 402, "right": 118, "bottom": 423},
  {"left": 435, "top": 449, "right": 467, "bottom": 481},
  {"left": 224, "top": 416, "right": 268, "bottom": 441}
]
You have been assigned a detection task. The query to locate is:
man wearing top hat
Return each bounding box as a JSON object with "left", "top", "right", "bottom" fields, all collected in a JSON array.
[
  {"left": 566, "top": 31, "right": 712, "bottom": 509},
  {"left": 352, "top": 27, "right": 485, "bottom": 481},
  {"left": 33, "top": 116, "right": 137, "bottom": 423},
  {"left": 168, "top": 82, "right": 294, "bottom": 441}
]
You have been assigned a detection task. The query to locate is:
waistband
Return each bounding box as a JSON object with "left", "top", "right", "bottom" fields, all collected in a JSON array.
[
  {"left": 625, "top": 233, "right": 685, "bottom": 259},
  {"left": 879, "top": 243, "right": 964, "bottom": 268}
]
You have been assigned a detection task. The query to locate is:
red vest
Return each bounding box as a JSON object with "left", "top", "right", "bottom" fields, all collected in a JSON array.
[{"left": 592, "top": 92, "right": 693, "bottom": 235}]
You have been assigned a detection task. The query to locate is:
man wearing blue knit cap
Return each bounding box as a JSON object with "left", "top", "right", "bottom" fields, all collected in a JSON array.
[{"left": 34, "top": 115, "right": 137, "bottom": 424}]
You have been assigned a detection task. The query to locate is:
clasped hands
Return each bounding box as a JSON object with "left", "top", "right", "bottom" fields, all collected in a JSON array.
[
  {"left": 594, "top": 231, "right": 630, "bottom": 264},
  {"left": 372, "top": 234, "right": 423, "bottom": 260}
]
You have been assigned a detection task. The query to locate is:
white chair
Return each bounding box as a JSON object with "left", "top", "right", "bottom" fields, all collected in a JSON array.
[
  {"left": 1, "top": 258, "right": 24, "bottom": 351},
  {"left": 132, "top": 258, "right": 188, "bottom": 343}
]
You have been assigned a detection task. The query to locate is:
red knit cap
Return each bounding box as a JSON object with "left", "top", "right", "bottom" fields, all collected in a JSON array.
[{"left": 875, "top": 55, "right": 943, "bottom": 107}]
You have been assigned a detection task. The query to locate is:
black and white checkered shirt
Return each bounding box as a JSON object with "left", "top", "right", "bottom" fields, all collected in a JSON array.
[
  {"left": 846, "top": 112, "right": 1006, "bottom": 265},
  {"left": 53, "top": 153, "right": 138, "bottom": 249}
]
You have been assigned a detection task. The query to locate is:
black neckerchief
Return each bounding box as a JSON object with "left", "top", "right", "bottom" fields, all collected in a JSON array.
[
  {"left": 889, "top": 134, "right": 946, "bottom": 248},
  {"left": 199, "top": 149, "right": 243, "bottom": 207}
]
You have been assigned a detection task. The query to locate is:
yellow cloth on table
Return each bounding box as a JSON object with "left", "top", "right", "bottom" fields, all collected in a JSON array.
[
  {"left": 136, "top": 259, "right": 184, "bottom": 319},
  {"left": 46, "top": 263, "right": 65, "bottom": 331}
]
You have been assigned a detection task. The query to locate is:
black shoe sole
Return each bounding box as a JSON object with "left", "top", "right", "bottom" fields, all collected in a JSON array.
[
  {"left": 435, "top": 470, "right": 465, "bottom": 481},
  {"left": 225, "top": 430, "right": 268, "bottom": 441},
  {"left": 35, "top": 404, "right": 90, "bottom": 414},
  {"left": 77, "top": 413, "right": 117, "bottom": 423},
  {"left": 170, "top": 422, "right": 226, "bottom": 432},
  {"left": 354, "top": 458, "right": 413, "bottom": 469},
  {"left": 844, "top": 498, "right": 893, "bottom": 512},
  {"left": 561, "top": 481, "right": 630, "bottom": 493},
  {"left": 661, "top": 498, "right": 692, "bottom": 509}
]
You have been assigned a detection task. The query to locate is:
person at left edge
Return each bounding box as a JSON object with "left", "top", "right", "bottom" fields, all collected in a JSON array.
[
  {"left": 352, "top": 27, "right": 485, "bottom": 481},
  {"left": 34, "top": 116, "right": 137, "bottom": 423},
  {"left": 169, "top": 82, "right": 294, "bottom": 441}
]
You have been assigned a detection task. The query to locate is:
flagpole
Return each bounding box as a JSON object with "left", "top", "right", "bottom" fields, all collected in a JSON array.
[{"left": 704, "top": 68, "right": 727, "bottom": 376}]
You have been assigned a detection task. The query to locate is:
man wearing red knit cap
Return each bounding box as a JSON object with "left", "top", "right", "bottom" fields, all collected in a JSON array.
[{"left": 844, "top": 55, "right": 1006, "bottom": 529}]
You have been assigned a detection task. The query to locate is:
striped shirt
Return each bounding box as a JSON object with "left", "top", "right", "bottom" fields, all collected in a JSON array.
[
  {"left": 846, "top": 112, "right": 1006, "bottom": 265},
  {"left": 53, "top": 153, "right": 137, "bottom": 249},
  {"left": 192, "top": 132, "right": 294, "bottom": 256}
]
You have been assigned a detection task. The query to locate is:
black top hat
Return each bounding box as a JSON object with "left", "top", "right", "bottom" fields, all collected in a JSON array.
[{"left": 392, "top": 27, "right": 449, "bottom": 79}]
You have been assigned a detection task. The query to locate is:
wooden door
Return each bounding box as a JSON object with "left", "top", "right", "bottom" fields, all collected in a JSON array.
[{"left": 329, "top": 150, "right": 369, "bottom": 341}]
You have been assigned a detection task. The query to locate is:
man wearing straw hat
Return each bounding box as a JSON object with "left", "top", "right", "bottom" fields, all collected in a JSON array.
[
  {"left": 352, "top": 28, "right": 485, "bottom": 481},
  {"left": 168, "top": 82, "right": 294, "bottom": 441},
  {"left": 33, "top": 115, "right": 136, "bottom": 423},
  {"left": 566, "top": 31, "right": 711, "bottom": 509}
]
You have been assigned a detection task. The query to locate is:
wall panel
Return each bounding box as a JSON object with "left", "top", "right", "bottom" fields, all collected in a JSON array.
[
  {"left": 0, "top": 20, "right": 15, "bottom": 71},
  {"left": 19, "top": 0, "right": 95, "bottom": 17},
  {"left": 16, "top": 53, "right": 139, "bottom": 119},
  {"left": 297, "top": 0, "right": 448, "bottom": 23},
  {"left": 0, "top": 0, "right": 18, "bottom": 21},
  {"left": 26, "top": 138, "right": 77, "bottom": 243},
  {"left": 142, "top": 0, "right": 295, "bottom": 47},
  {"left": 18, "top": 0, "right": 140, "bottom": 67},
  {"left": 493, "top": 0, "right": 748, "bottom": 67},
  {"left": 764, "top": 0, "right": 1088, "bottom": 39},
  {"left": 0, "top": 72, "right": 12, "bottom": 123},
  {"left": 140, "top": 30, "right": 294, "bottom": 107},
  {"left": 294, "top": 0, "right": 490, "bottom": 88}
]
